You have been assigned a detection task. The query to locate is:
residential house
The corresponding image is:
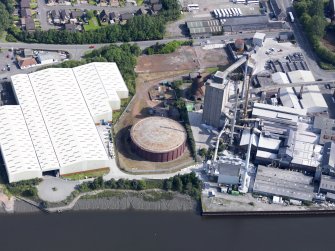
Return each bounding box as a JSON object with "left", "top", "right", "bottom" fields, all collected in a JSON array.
[
  {"left": 137, "top": 7, "right": 148, "bottom": 16},
  {"left": 149, "top": 0, "right": 159, "bottom": 4},
  {"left": 109, "top": 12, "right": 117, "bottom": 22},
  {"left": 21, "top": 0, "right": 31, "bottom": 9},
  {"left": 71, "top": 10, "right": 84, "bottom": 20},
  {"left": 152, "top": 3, "right": 162, "bottom": 12},
  {"left": 120, "top": 13, "right": 133, "bottom": 21},
  {"left": 20, "top": 18, "right": 26, "bottom": 29},
  {"left": 99, "top": 10, "right": 109, "bottom": 23},
  {"left": 51, "top": 10, "right": 61, "bottom": 24},
  {"left": 64, "top": 23, "right": 76, "bottom": 32},
  {"left": 25, "top": 17, "right": 36, "bottom": 32},
  {"left": 99, "top": 0, "right": 109, "bottom": 6},
  {"left": 59, "top": 9, "right": 70, "bottom": 22},
  {"left": 18, "top": 58, "right": 38, "bottom": 69},
  {"left": 21, "top": 8, "right": 32, "bottom": 18},
  {"left": 269, "top": 0, "right": 286, "bottom": 21}
]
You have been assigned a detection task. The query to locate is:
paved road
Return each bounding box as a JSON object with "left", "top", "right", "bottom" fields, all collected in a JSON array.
[
  {"left": 0, "top": 31, "right": 279, "bottom": 57},
  {"left": 37, "top": 162, "right": 204, "bottom": 202},
  {"left": 0, "top": 31, "right": 280, "bottom": 79},
  {"left": 37, "top": 0, "right": 55, "bottom": 31}
]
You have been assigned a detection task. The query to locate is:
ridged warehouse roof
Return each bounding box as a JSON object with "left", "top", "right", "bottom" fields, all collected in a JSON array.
[{"left": 0, "top": 106, "right": 41, "bottom": 182}]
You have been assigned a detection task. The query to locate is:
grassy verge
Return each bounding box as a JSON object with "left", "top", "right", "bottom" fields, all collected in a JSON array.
[
  {"left": 61, "top": 168, "right": 109, "bottom": 180},
  {"left": 5, "top": 178, "right": 42, "bottom": 200},
  {"left": 77, "top": 173, "right": 202, "bottom": 201},
  {"left": 82, "top": 189, "right": 174, "bottom": 202},
  {"left": 112, "top": 96, "right": 132, "bottom": 123},
  {"left": 82, "top": 190, "right": 125, "bottom": 199}
]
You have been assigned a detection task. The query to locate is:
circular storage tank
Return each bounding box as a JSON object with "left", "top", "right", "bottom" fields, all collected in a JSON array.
[
  {"left": 234, "top": 38, "right": 245, "bottom": 52},
  {"left": 130, "top": 117, "right": 187, "bottom": 162}
]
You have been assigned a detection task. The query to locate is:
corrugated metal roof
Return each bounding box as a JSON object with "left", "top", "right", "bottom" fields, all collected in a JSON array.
[
  {"left": 254, "top": 165, "right": 314, "bottom": 202},
  {"left": 279, "top": 87, "right": 302, "bottom": 109},
  {"left": 258, "top": 134, "right": 281, "bottom": 151}
]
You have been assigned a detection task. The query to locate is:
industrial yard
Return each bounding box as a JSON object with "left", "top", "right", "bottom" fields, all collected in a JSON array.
[
  {"left": 135, "top": 45, "right": 228, "bottom": 73},
  {"left": 178, "top": 28, "right": 335, "bottom": 214}
]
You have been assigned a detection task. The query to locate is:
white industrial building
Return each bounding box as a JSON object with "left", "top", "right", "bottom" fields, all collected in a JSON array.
[
  {"left": 287, "top": 70, "right": 328, "bottom": 113},
  {"left": 271, "top": 72, "right": 303, "bottom": 110},
  {"left": 0, "top": 106, "right": 43, "bottom": 183},
  {"left": 36, "top": 53, "right": 58, "bottom": 65},
  {"left": 271, "top": 72, "right": 289, "bottom": 84},
  {"left": 253, "top": 32, "right": 266, "bottom": 47},
  {"left": 1, "top": 62, "right": 128, "bottom": 183}
]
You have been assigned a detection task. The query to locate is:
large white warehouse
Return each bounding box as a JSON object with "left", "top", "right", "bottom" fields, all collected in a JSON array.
[{"left": 1, "top": 62, "right": 128, "bottom": 183}]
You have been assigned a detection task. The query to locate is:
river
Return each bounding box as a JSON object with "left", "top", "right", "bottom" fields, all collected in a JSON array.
[{"left": 0, "top": 211, "right": 334, "bottom": 251}]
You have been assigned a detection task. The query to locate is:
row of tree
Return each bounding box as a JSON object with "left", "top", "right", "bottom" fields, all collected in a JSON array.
[
  {"left": 0, "top": 0, "right": 14, "bottom": 34},
  {"left": 143, "top": 40, "right": 193, "bottom": 55},
  {"left": 175, "top": 98, "right": 197, "bottom": 159},
  {"left": 294, "top": 0, "right": 335, "bottom": 68},
  {"left": 77, "top": 172, "right": 202, "bottom": 200},
  {"left": 9, "top": 0, "right": 181, "bottom": 44}
]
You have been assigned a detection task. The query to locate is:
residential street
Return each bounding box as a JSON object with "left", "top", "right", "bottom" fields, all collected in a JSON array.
[{"left": 37, "top": 0, "right": 140, "bottom": 30}]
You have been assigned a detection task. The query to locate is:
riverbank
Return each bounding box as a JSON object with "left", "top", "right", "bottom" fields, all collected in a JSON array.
[{"left": 1, "top": 189, "right": 198, "bottom": 214}]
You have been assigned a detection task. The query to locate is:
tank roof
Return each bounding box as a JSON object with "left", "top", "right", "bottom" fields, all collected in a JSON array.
[{"left": 131, "top": 117, "right": 187, "bottom": 153}]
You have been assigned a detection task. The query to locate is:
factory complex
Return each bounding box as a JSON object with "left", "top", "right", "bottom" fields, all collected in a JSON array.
[
  {"left": 194, "top": 33, "right": 335, "bottom": 208},
  {"left": 1, "top": 62, "right": 128, "bottom": 183}
]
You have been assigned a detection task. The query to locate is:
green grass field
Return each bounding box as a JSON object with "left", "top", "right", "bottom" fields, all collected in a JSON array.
[{"left": 83, "top": 17, "right": 100, "bottom": 31}]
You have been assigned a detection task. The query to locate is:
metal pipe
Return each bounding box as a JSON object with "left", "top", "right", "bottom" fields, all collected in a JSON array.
[{"left": 230, "top": 82, "right": 239, "bottom": 146}]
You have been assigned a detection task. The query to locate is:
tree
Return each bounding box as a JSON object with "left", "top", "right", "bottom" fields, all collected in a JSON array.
[
  {"left": 105, "top": 178, "right": 117, "bottom": 189},
  {"left": 172, "top": 176, "right": 183, "bottom": 192},
  {"left": 307, "top": 15, "right": 326, "bottom": 38},
  {"left": 0, "top": 3, "right": 11, "bottom": 33},
  {"left": 137, "top": 180, "right": 146, "bottom": 190},
  {"left": 299, "top": 12, "right": 312, "bottom": 27},
  {"left": 199, "top": 148, "right": 207, "bottom": 158},
  {"left": 90, "top": 176, "right": 104, "bottom": 190},
  {"left": 294, "top": 1, "right": 310, "bottom": 17},
  {"left": 116, "top": 178, "right": 126, "bottom": 189},
  {"left": 309, "top": 0, "right": 324, "bottom": 18},
  {"left": 163, "top": 179, "right": 173, "bottom": 190}
]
